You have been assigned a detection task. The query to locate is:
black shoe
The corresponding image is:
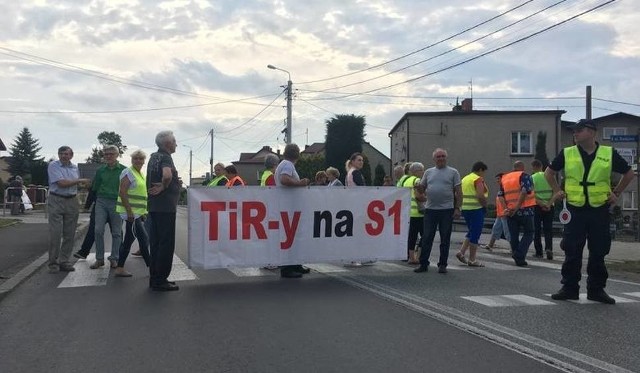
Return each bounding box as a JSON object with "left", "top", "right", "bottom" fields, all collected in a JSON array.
[
  {"left": 59, "top": 265, "right": 75, "bottom": 272},
  {"left": 73, "top": 252, "right": 87, "bottom": 260},
  {"left": 437, "top": 265, "right": 447, "bottom": 274},
  {"left": 280, "top": 271, "right": 303, "bottom": 278},
  {"left": 587, "top": 290, "right": 616, "bottom": 304},
  {"left": 413, "top": 265, "right": 428, "bottom": 273},
  {"left": 295, "top": 265, "right": 311, "bottom": 274},
  {"left": 534, "top": 252, "right": 543, "bottom": 258},
  {"left": 151, "top": 283, "right": 179, "bottom": 291},
  {"left": 551, "top": 288, "right": 579, "bottom": 300},
  {"left": 515, "top": 260, "right": 528, "bottom": 267},
  {"left": 545, "top": 250, "right": 553, "bottom": 260}
]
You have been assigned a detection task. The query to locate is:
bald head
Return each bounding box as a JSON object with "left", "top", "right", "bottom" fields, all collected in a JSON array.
[{"left": 513, "top": 161, "right": 525, "bottom": 171}]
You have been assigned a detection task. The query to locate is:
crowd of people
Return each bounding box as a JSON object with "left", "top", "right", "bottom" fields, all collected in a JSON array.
[{"left": 45, "top": 119, "right": 635, "bottom": 302}]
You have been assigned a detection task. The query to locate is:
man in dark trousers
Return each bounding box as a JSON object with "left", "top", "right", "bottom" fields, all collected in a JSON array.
[
  {"left": 147, "top": 130, "right": 181, "bottom": 291},
  {"left": 545, "top": 119, "right": 635, "bottom": 304}
]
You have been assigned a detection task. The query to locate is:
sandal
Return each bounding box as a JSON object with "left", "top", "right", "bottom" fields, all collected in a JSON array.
[
  {"left": 467, "top": 261, "right": 485, "bottom": 267},
  {"left": 455, "top": 252, "right": 467, "bottom": 264}
]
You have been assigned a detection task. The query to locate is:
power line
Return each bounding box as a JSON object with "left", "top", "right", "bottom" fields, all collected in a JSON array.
[
  {"left": 306, "top": 1, "right": 617, "bottom": 101},
  {"left": 296, "top": 0, "right": 534, "bottom": 85},
  {"left": 216, "top": 89, "right": 285, "bottom": 134},
  {"left": 307, "top": 0, "right": 569, "bottom": 93},
  {"left": 593, "top": 97, "right": 640, "bottom": 108},
  {"left": 0, "top": 46, "right": 276, "bottom": 103}
]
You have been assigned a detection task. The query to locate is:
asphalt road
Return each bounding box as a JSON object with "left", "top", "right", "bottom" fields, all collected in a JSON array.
[{"left": 1, "top": 208, "right": 639, "bottom": 373}]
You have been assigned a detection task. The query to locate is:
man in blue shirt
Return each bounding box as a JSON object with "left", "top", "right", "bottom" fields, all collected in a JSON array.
[{"left": 47, "top": 146, "right": 89, "bottom": 273}]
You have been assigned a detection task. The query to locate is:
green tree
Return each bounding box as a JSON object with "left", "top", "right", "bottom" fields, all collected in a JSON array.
[
  {"left": 361, "top": 155, "right": 372, "bottom": 185},
  {"left": 373, "top": 163, "right": 386, "bottom": 186},
  {"left": 86, "top": 131, "right": 127, "bottom": 163},
  {"left": 325, "top": 114, "right": 366, "bottom": 181},
  {"left": 7, "top": 127, "right": 43, "bottom": 184},
  {"left": 296, "top": 154, "right": 326, "bottom": 181},
  {"left": 534, "top": 131, "right": 550, "bottom": 168}
]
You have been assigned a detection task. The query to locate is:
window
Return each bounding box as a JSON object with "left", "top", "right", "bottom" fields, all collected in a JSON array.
[
  {"left": 622, "top": 191, "right": 637, "bottom": 210},
  {"left": 615, "top": 148, "right": 636, "bottom": 165},
  {"left": 602, "top": 127, "right": 626, "bottom": 140},
  {"left": 511, "top": 131, "right": 532, "bottom": 155}
]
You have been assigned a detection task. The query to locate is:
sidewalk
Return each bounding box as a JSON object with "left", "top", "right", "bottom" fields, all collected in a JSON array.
[{"left": 0, "top": 211, "right": 89, "bottom": 301}]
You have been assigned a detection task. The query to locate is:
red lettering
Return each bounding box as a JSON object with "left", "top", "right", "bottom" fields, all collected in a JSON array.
[
  {"left": 365, "top": 200, "right": 385, "bottom": 236},
  {"left": 280, "top": 211, "right": 301, "bottom": 250},
  {"left": 242, "top": 201, "right": 267, "bottom": 239},
  {"left": 229, "top": 210, "right": 238, "bottom": 240},
  {"left": 388, "top": 200, "right": 402, "bottom": 235},
  {"left": 200, "top": 201, "right": 226, "bottom": 241}
]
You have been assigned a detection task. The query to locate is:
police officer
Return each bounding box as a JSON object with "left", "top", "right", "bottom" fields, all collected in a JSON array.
[{"left": 545, "top": 119, "right": 635, "bottom": 304}]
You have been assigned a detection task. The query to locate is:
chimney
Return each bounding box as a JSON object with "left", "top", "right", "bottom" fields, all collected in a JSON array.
[{"left": 461, "top": 98, "right": 473, "bottom": 111}]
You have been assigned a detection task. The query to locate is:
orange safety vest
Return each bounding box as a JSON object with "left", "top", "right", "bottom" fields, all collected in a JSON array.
[
  {"left": 225, "top": 175, "right": 246, "bottom": 187},
  {"left": 501, "top": 171, "right": 536, "bottom": 210},
  {"left": 495, "top": 196, "right": 507, "bottom": 217}
]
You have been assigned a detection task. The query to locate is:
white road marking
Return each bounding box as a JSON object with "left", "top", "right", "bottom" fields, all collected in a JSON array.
[
  {"left": 482, "top": 261, "right": 529, "bottom": 271},
  {"left": 544, "top": 294, "right": 639, "bottom": 304},
  {"left": 369, "top": 261, "right": 414, "bottom": 272},
  {"left": 462, "top": 294, "right": 555, "bottom": 307},
  {"left": 227, "top": 267, "right": 277, "bottom": 277},
  {"left": 623, "top": 292, "right": 640, "bottom": 298},
  {"left": 304, "top": 263, "right": 350, "bottom": 273},
  {"left": 58, "top": 253, "right": 110, "bottom": 288},
  {"left": 168, "top": 255, "right": 198, "bottom": 282}
]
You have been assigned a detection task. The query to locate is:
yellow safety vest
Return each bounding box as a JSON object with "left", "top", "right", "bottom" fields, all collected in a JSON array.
[
  {"left": 461, "top": 173, "right": 488, "bottom": 211},
  {"left": 207, "top": 174, "right": 228, "bottom": 187},
  {"left": 402, "top": 175, "right": 422, "bottom": 217},
  {"left": 260, "top": 170, "right": 273, "bottom": 186},
  {"left": 116, "top": 167, "right": 147, "bottom": 216},
  {"left": 396, "top": 175, "right": 409, "bottom": 188},
  {"left": 564, "top": 145, "right": 612, "bottom": 207},
  {"left": 532, "top": 171, "right": 553, "bottom": 204}
]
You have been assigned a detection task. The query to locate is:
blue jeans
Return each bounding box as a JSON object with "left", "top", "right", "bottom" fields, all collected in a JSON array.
[
  {"left": 507, "top": 214, "right": 534, "bottom": 262},
  {"left": 94, "top": 197, "right": 122, "bottom": 261},
  {"left": 419, "top": 209, "right": 454, "bottom": 267},
  {"left": 118, "top": 217, "right": 150, "bottom": 267},
  {"left": 490, "top": 217, "right": 511, "bottom": 242}
]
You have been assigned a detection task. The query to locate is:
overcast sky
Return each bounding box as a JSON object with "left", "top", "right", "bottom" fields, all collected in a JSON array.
[{"left": 1, "top": 0, "right": 638, "bottom": 183}]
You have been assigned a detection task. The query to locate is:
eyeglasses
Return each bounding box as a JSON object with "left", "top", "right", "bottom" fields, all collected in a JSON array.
[{"left": 104, "top": 153, "right": 118, "bottom": 156}]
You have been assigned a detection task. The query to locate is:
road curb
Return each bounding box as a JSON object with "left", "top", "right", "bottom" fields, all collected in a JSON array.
[{"left": 0, "top": 221, "right": 89, "bottom": 303}]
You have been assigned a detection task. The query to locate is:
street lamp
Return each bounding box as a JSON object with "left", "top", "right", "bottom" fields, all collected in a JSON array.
[
  {"left": 267, "top": 64, "right": 292, "bottom": 144},
  {"left": 182, "top": 145, "right": 193, "bottom": 187}
]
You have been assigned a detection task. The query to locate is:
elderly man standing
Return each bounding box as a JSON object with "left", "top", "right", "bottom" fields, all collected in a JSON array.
[
  {"left": 90, "top": 145, "right": 126, "bottom": 269},
  {"left": 47, "top": 146, "right": 89, "bottom": 273},
  {"left": 414, "top": 148, "right": 462, "bottom": 274},
  {"left": 147, "top": 131, "right": 181, "bottom": 291},
  {"left": 275, "top": 143, "right": 310, "bottom": 278},
  {"left": 546, "top": 119, "right": 634, "bottom": 304}
]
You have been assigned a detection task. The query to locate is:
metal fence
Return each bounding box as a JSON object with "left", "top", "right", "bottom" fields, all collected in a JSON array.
[{"left": 2, "top": 186, "right": 49, "bottom": 217}]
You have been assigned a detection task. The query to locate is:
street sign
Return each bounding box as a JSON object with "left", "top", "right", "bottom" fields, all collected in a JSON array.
[{"left": 610, "top": 135, "right": 639, "bottom": 142}]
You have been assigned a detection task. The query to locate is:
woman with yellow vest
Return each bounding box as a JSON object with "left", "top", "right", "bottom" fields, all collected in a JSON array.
[
  {"left": 114, "top": 150, "right": 150, "bottom": 277},
  {"left": 207, "top": 163, "right": 228, "bottom": 187},
  {"left": 456, "top": 161, "right": 488, "bottom": 267},
  {"left": 403, "top": 162, "right": 425, "bottom": 265},
  {"left": 531, "top": 159, "right": 554, "bottom": 259},
  {"left": 225, "top": 165, "right": 246, "bottom": 187},
  {"left": 545, "top": 119, "right": 634, "bottom": 304},
  {"left": 261, "top": 154, "right": 279, "bottom": 186}
]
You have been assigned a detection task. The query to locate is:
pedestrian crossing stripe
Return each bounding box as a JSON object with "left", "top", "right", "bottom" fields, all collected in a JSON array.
[
  {"left": 58, "top": 253, "right": 197, "bottom": 288},
  {"left": 462, "top": 294, "right": 556, "bottom": 307},
  {"left": 58, "top": 253, "right": 111, "bottom": 288},
  {"left": 227, "top": 267, "right": 278, "bottom": 277},
  {"left": 623, "top": 292, "right": 640, "bottom": 298},
  {"left": 543, "top": 294, "right": 639, "bottom": 304},
  {"left": 304, "top": 263, "right": 350, "bottom": 273}
]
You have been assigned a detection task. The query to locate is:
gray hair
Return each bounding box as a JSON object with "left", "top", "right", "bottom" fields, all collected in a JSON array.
[
  {"left": 432, "top": 148, "right": 447, "bottom": 158},
  {"left": 326, "top": 167, "right": 340, "bottom": 178},
  {"left": 130, "top": 149, "right": 147, "bottom": 159},
  {"left": 409, "top": 162, "right": 424, "bottom": 173},
  {"left": 264, "top": 154, "right": 280, "bottom": 168},
  {"left": 155, "top": 130, "right": 175, "bottom": 148}
]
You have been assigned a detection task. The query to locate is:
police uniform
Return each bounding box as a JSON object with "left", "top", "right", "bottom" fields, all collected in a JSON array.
[{"left": 548, "top": 140, "right": 631, "bottom": 302}]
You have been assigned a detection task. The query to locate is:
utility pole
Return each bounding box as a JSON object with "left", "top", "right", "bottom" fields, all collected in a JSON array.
[
  {"left": 586, "top": 85, "right": 592, "bottom": 119},
  {"left": 268, "top": 64, "right": 292, "bottom": 144},
  {"left": 209, "top": 128, "right": 214, "bottom": 179},
  {"left": 637, "top": 127, "right": 640, "bottom": 241},
  {"left": 189, "top": 148, "right": 193, "bottom": 187}
]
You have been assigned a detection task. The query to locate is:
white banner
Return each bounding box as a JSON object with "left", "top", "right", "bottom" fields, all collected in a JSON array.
[{"left": 188, "top": 187, "right": 410, "bottom": 269}]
